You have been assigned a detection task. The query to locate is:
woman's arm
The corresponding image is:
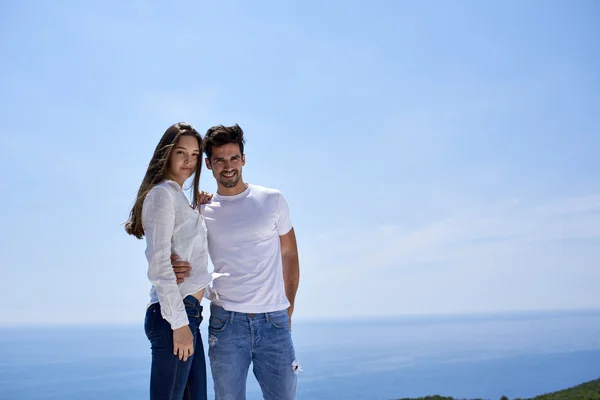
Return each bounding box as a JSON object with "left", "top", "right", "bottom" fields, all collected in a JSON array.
[
  {"left": 143, "top": 187, "right": 195, "bottom": 361},
  {"left": 142, "top": 187, "right": 188, "bottom": 330}
]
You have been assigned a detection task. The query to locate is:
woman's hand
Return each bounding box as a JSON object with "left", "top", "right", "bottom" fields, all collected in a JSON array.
[
  {"left": 199, "top": 191, "right": 213, "bottom": 205},
  {"left": 173, "top": 325, "right": 194, "bottom": 362}
]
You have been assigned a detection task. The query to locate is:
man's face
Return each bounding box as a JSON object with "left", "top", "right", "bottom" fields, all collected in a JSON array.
[{"left": 206, "top": 143, "right": 246, "bottom": 189}]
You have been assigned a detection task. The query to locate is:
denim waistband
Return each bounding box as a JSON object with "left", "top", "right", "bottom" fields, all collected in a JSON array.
[
  {"left": 150, "top": 296, "right": 201, "bottom": 310},
  {"left": 183, "top": 295, "right": 202, "bottom": 310},
  {"left": 210, "top": 304, "right": 286, "bottom": 322}
]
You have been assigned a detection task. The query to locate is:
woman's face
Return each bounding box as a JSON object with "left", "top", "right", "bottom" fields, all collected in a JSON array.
[{"left": 166, "top": 135, "right": 200, "bottom": 186}]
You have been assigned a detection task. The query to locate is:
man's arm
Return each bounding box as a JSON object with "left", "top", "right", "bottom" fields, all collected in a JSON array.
[
  {"left": 170, "top": 190, "right": 211, "bottom": 283},
  {"left": 171, "top": 255, "right": 191, "bottom": 283},
  {"left": 280, "top": 228, "right": 300, "bottom": 325}
]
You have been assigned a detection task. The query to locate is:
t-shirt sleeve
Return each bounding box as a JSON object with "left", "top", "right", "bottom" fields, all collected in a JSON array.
[{"left": 276, "top": 191, "right": 293, "bottom": 236}]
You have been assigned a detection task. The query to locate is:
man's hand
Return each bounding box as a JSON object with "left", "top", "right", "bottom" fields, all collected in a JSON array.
[
  {"left": 287, "top": 304, "right": 294, "bottom": 331},
  {"left": 171, "top": 255, "right": 191, "bottom": 284}
]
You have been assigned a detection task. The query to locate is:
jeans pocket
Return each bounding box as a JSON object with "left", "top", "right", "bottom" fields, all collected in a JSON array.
[
  {"left": 268, "top": 311, "right": 290, "bottom": 329},
  {"left": 144, "top": 304, "right": 158, "bottom": 338},
  {"left": 208, "top": 315, "right": 229, "bottom": 333}
]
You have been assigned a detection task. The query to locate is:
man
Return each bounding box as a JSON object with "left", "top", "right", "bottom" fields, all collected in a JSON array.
[{"left": 173, "top": 124, "right": 300, "bottom": 400}]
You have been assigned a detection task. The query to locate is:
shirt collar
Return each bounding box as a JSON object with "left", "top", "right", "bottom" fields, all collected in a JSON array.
[{"left": 164, "top": 180, "right": 183, "bottom": 192}]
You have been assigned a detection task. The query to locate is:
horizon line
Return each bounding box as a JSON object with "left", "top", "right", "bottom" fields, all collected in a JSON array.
[{"left": 2, "top": 307, "right": 600, "bottom": 328}]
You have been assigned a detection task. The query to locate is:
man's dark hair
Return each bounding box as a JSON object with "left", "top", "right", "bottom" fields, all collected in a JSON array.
[{"left": 203, "top": 124, "right": 245, "bottom": 161}]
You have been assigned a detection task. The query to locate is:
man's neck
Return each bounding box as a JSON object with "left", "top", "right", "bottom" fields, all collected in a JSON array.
[{"left": 217, "top": 180, "right": 248, "bottom": 196}]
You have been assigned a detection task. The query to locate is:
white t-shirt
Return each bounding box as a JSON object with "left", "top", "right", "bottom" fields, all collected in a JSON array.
[{"left": 202, "top": 184, "right": 293, "bottom": 313}]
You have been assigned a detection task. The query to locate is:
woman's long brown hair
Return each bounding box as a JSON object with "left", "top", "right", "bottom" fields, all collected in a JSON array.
[{"left": 125, "top": 122, "right": 202, "bottom": 239}]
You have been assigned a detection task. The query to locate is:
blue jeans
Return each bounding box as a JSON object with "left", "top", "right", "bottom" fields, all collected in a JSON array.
[
  {"left": 145, "top": 296, "right": 207, "bottom": 400},
  {"left": 208, "top": 304, "right": 298, "bottom": 400}
]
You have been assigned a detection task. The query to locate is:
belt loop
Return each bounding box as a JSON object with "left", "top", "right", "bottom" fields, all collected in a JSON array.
[{"left": 229, "top": 309, "right": 235, "bottom": 324}]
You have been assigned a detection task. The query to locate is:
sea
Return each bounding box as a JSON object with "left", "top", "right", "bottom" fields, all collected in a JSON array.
[{"left": 1, "top": 310, "right": 599, "bottom": 400}]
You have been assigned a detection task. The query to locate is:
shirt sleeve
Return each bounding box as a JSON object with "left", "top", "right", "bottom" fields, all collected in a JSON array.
[
  {"left": 142, "top": 187, "right": 189, "bottom": 330},
  {"left": 276, "top": 191, "right": 293, "bottom": 236}
]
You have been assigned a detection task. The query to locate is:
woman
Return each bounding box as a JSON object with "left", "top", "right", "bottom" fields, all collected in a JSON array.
[{"left": 125, "top": 122, "right": 215, "bottom": 400}]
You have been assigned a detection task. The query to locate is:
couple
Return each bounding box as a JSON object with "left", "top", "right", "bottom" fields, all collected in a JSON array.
[{"left": 125, "top": 123, "right": 300, "bottom": 400}]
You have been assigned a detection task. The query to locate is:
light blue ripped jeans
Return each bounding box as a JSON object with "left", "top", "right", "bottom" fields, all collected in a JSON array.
[{"left": 208, "top": 304, "right": 298, "bottom": 400}]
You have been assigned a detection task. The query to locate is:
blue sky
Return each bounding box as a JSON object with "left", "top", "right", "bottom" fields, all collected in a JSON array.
[{"left": 1, "top": 1, "right": 599, "bottom": 325}]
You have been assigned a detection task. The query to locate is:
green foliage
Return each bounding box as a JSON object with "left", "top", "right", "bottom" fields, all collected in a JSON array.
[
  {"left": 395, "top": 378, "right": 600, "bottom": 400},
  {"left": 528, "top": 378, "right": 600, "bottom": 400},
  {"left": 396, "top": 396, "right": 483, "bottom": 400},
  {"left": 396, "top": 396, "right": 473, "bottom": 400}
]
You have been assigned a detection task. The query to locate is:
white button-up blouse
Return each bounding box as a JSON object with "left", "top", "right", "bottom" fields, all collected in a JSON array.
[{"left": 141, "top": 180, "right": 212, "bottom": 330}]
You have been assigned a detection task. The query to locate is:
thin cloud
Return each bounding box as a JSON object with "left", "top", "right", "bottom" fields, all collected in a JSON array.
[{"left": 297, "top": 193, "right": 600, "bottom": 318}]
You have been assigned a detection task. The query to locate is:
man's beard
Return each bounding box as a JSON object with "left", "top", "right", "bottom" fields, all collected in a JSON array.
[{"left": 218, "top": 171, "right": 240, "bottom": 188}]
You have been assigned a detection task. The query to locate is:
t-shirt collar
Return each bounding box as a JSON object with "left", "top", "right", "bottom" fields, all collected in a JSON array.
[{"left": 214, "top": 184, "right": 251, "bottom": 201}]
